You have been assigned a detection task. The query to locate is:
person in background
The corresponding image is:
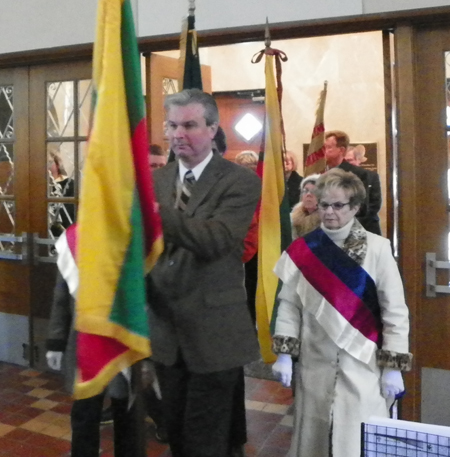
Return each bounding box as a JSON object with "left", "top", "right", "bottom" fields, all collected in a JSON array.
[
  {"left": 284, "top": 151, "right": 303, "bottom": 210},
  {"left": 345, "top": 144, "right": 383, "bottom": 233},
  {"left": 271, "top": 169, "right": 412, "bottom": 457},
  {"left": 290, "top": 173, "right": 321, "bottom": 240},
  {"left": 235, "top": 149, "right": 260, "bottom": 325},
  {"left": 324, "top": 131, "right": 382, "bottom": 235},
  {"left": 48, "top": 149, "right": 75, "bottom": 236},
  {"left": 235, "top": 150, "right": 259, "bottom": 173},
  {"left": 147, "top": 89, "right": 261, "bottom": 457},
  {"left": 46, "top": 225, "right": 138, "bottom": 457},
  {"left": 212, "top": 126, "right": 227, "bottom": 156},
  {"left": 149, "top": 144, "right": 168, "bottom": 170}
]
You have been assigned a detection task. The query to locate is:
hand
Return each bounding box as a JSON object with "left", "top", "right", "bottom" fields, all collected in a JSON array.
[
  {"left": 46, "top": 351, "right": 63, "bottom": 371},
  {"left": 381, "top": 367, "right": 404, "bottom": 398},
  {"left": 272, "top": 353, "right": 293, "bottom": 387}
]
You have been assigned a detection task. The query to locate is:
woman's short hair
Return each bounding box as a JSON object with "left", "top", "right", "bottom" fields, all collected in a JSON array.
[
  {"left": 301, "top": 173, "right": 321, "bottom": 190},
  {"left": 285, "top": 151, "right": 298, "bottom": 169},
  {"left": 315, "top": 168, "right": 366, "bottom": 208},
  {"left": 235, "top": 150, "right": 259, "bottom": 167}
]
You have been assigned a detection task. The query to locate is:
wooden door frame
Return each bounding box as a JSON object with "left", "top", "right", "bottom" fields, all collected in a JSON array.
[{"left": 394, "top": 24, "right": 450, "bottom": 422}]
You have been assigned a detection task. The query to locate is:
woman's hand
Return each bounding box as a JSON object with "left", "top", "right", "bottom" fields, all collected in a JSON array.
[
  {"left": 272, "top": 353, "right": 293, "bottom": 387},
  {"left": 381, "top": 367, "right": 404, "bottom": 398}
]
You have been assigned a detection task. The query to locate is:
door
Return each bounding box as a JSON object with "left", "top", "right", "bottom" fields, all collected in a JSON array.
[
  {"left": 0, "top": 61, "right": 92, "bottom": 369},
  {"left": 146, "top": 53, "right": 211, "bottom": 152},
  {"left": 395, "top": 25, "right": 450, "bottom": 424}
]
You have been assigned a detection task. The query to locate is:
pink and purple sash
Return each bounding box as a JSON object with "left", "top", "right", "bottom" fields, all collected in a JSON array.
[{"left": 286, "top": 228, "right": 382, "bottom": 347}]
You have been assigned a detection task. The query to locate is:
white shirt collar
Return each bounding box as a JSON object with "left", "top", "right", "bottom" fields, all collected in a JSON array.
[{"left": 178, "top": 151, "right": 213, "bottom": 181}]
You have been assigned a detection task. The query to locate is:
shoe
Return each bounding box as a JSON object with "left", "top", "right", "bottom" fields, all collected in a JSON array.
[
  {"left": 155, "top": 425, "right": 168, "bottom": 443},
  {"left": 100, "top": 405, "right": 113, "bottom": 425}
]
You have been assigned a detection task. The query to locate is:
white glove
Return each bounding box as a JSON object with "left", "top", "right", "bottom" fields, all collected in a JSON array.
[
  {"left": 46, "top": 351, "right": 63, "bottom": 371},
  {"left": 272, "top": 353, "right": 293, "bottom": 387},
  {"left": 381, "top": 367, "right": 404, "bottom": 399}
]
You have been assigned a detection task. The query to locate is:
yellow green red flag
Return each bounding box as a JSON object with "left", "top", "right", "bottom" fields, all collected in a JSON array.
[
  {"left": 255, "top": 52, "right": 291, "bottom": 363},
  {"left": 74, "top": 0, "right": 163, "bottom": 399}
]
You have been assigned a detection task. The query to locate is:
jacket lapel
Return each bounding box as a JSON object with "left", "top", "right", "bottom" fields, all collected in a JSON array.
[
  {"left": 157, "top": 162, "right": 178, "bottom": 209},
  {"left": 185, "top": 154, "right": 224, "bottom": 216}
]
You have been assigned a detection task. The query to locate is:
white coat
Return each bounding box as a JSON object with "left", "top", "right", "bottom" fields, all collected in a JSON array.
[{"left": 274, "top": 228, "right": 410, "bottom": 457}]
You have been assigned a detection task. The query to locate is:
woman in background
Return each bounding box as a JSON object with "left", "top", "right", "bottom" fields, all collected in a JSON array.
[{"left": 290, "top": 173, "right": 321, "bottom": 240}]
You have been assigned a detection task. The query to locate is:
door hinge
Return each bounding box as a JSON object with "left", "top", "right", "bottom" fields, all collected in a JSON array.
[{"left": 426, "top": 252, "right": 450, "bottom": 297}]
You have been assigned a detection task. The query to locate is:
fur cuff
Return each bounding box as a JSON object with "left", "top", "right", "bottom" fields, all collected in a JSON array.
[
  {"left": 376, "top": 349, "right": 413, "bottom": 372},
  {"left": 272, "top": 335, "right": 300, "bottom": 358}
]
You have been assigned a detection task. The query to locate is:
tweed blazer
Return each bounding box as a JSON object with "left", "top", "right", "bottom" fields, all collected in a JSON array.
[{"left": 147, "top": 153, "right": 262, "bottom": 373}]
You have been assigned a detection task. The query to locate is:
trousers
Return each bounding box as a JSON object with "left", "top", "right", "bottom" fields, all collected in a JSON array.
[
  {"left": 70, "top": 393, "right": 137, "bottom": 457},
  {"left": 155, "top": 357, "right": 242, "bottom": 457}
]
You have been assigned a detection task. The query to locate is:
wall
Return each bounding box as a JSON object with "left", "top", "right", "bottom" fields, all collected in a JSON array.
[
  {"left": 0, "top": 0, "right": 449, "bottom": 55},
  {"left": 157, "top": 30, "right": 387, "bottom": 233}
]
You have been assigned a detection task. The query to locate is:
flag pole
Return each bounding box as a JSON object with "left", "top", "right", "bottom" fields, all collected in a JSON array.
[{"left": 252, "top": 21, "right": 291, "bottom": 363}]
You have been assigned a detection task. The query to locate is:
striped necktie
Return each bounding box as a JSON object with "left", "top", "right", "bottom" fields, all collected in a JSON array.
[{"left": 177, "top": 169, "right": 196, "bottom": 211}]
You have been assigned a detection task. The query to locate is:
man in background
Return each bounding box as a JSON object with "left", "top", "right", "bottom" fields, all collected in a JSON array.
[
  {"left": 324, "top": 130, "right": 382, "bottom": 234},
  {"left": 149, "top": 144, "right": 167, "bottom": 170}
]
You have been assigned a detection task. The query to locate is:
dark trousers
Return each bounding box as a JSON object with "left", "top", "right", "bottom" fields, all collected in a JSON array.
[
  {"left": 155, "top": 358, "right": 242, "bottom": 457},
  {"left": 71, "top": 393, "right": 137, "bottom": 457}
]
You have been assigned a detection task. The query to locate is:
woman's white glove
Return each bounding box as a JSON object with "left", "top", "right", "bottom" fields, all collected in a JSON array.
[
  {"left": 381, "top": 367, "right": 404, "bottom": 398},
  {"left": 272, "top": 353, "right": 293, "bottom": 387},
  {"left": 46, "top": 351, "right": 63, "bottom": 371}
]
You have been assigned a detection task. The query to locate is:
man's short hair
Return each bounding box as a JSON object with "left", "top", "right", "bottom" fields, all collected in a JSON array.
[
  {"left": 212, "top": 126, "right": 227, "bottom": 155},
  {"left": 164, "top": 89, "right": 219, "bottom": 126},
  {"left": 325, "top": 130, "right": 350, "bottom": 149},
  {"left": 149, "top": 144, "right": 165, "bottom": 156}
]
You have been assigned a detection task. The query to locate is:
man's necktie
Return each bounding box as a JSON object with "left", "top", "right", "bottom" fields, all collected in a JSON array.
[{"left": 177, "top": 170, "right": 196, "bottom": 211}]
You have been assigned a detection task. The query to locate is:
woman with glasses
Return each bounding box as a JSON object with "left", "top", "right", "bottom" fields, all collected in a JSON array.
[
  {"left": 291, "top": 173, "right": 321, "bottom": 239},
  {"left": 271, "top": 168, "right": 412, "bottom": 457}
]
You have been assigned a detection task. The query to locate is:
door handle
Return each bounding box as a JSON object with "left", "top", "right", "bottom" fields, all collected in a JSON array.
[
  {"left": 32, "top": 233, "right": 57, "bottom": 265},
  {"left": 0, "top": 232, "right": 29, "bottom": 262},
  {"left": 426, "top": 252, "right": 450, "bottom": 297}
]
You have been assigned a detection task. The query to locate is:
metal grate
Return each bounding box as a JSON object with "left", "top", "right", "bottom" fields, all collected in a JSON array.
[{"left": 362, "top": 422, "right": 450, "bottom": 456}]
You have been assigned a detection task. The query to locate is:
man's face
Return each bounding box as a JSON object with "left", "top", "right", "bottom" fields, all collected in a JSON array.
[
  {"left": 345, "top": 150, "right": 358, "bottom": 166},
  {"left": 324, "top": 136, "right": 345, "bottom": 166},
  {"left": 150, "top": 155, "right": 167, "bottom": 170},
  {"left": 166, "top": 103, "right": 217, "bottom": 168}
]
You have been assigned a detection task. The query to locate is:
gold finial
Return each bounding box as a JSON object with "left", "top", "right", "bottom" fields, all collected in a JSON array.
[
  {"left": 264, "top": 17, "right": 271, "bottom": 48},
  {"left": 188, "top": 0, "right": 195, "bottom": 16}
]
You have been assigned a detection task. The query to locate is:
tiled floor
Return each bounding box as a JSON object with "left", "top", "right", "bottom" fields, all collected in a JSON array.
[{"left": 0, "top": 361, "right": 293, "bottom": 456}]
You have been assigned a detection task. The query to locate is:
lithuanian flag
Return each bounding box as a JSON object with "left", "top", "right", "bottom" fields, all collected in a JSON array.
[
  {"left": 74, "top": 0, "right": 163, "bottom": 399},
  {"left": 255, "top": 52, "right": 291, "bottom": 363}
]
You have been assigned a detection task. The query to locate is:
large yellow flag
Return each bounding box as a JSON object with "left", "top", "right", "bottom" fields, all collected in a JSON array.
[
  {"left": 74, "top": 0, "right": 162, "bottom": 399},
  {"left": 255, "top": 51, "right": 291, "bottom": 363}
]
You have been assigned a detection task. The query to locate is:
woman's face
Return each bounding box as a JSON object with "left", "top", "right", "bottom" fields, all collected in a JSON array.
[
  {"left": 301, "top": 183, "right": 318, "bottom": 213},
  {"left": 318, "top": 187, "right": 360, "bottom": 230}
]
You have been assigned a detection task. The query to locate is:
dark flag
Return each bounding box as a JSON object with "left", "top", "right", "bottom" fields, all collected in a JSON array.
[
  {"left": 179, "top": 11, "right": 202, "bottom": 90},
  {"left": 168, "top": 4, "right": 203, "bottom": 162}
]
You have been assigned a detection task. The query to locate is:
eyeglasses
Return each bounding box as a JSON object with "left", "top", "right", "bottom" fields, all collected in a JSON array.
[
  {"left": 301, "top": 188, "right": 315, "bottom": 195},
  {"left": 318, "top": 202, "right": 351, "bottom": 211}
]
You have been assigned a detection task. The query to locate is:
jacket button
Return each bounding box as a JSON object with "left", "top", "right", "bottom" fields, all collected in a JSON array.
[{"left": 169, "top": 260, "right": 174, "bottom": 266}]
